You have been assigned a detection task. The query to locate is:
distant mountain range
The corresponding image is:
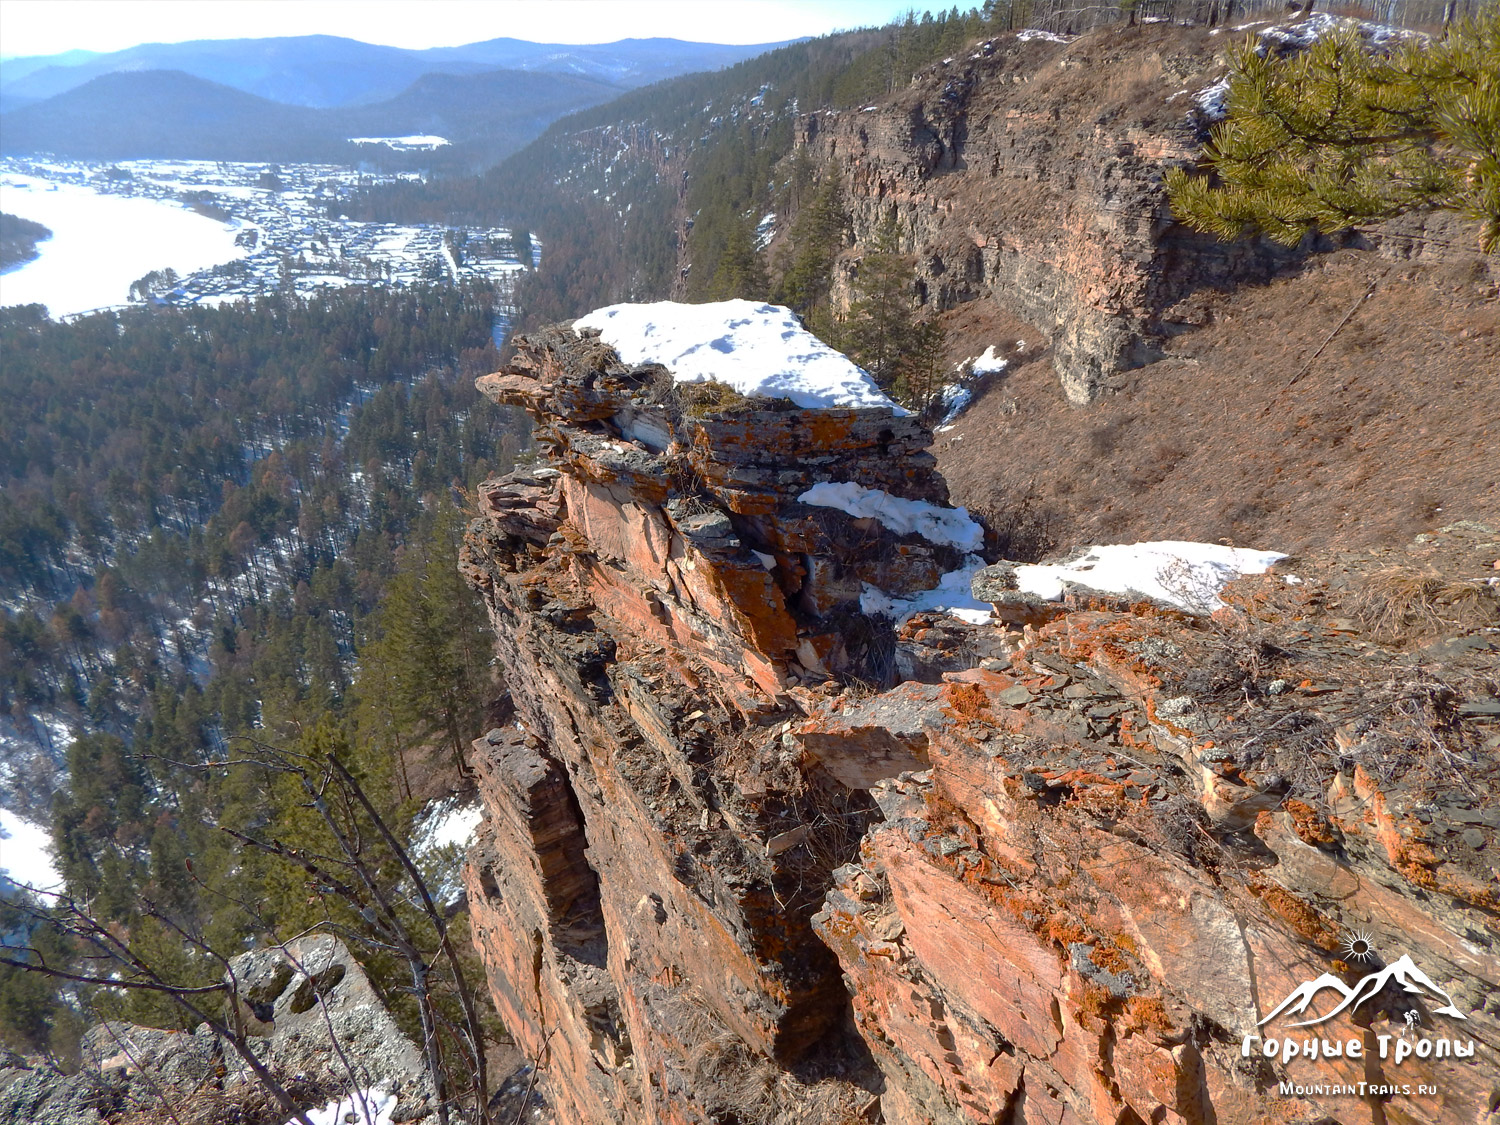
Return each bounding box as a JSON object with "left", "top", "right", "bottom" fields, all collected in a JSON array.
[
  {"left": 0, "top": 35, "right": 796, "bottom": 167},
  {"left": 0, "top": 67, "right": 625, "bottom": 166},
  {"left": 0, "top": 35, "right": 796, "bottom": 112}
]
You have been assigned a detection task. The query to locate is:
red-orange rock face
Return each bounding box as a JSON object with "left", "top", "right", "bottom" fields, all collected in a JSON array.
[{"left": 462, "top": 328, "right": 1499, "bottom": 1124}]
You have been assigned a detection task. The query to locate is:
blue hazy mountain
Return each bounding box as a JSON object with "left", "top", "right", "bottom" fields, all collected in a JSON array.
[
  {"left": 0, "top": 35, "right": 798, "bottom": 112},
  {"left": 0, "top": 65, "right": 626, "bottom": 165}
]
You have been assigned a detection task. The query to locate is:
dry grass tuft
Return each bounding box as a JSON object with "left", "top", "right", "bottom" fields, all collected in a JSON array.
[
  {"left": 1347, "top": 565, "right": 1498, "bottom": 643},
  {"left": 677, "top": 379, "right": 750, "bottom": 417}
]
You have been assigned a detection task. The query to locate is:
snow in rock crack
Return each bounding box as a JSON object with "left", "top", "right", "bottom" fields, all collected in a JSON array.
[
  {"left": 861, "top": 558, "right": 995, "bottom": 625},
  {"left": 798, "top": 481, "right": 984, "bottom": 551},
  {"left": 574, "top": 300, "right": 905, "bottom": 413}
]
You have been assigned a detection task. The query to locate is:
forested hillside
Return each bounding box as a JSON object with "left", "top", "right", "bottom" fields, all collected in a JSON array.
[{"left": 0, "top": 286, "right": 528, "bottom": 1058}]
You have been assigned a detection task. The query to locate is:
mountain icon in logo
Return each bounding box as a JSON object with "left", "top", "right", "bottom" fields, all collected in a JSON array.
[{"left": 1258, "top": 955, "right": 1467, "bottom": 1028}]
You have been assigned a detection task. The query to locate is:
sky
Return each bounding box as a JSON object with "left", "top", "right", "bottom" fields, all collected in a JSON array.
[{"left": 0, "top": 0, "right": 919, "bottom": 59}]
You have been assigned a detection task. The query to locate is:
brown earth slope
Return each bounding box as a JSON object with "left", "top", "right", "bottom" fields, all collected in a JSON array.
[{"left": 937, "top": 246, "right": 1500, "bottom": 559}]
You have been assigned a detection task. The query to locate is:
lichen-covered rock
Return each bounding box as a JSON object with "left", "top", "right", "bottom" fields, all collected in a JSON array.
[{"left": 462, "top": 328, "right": 1500, "bottom": 1124}]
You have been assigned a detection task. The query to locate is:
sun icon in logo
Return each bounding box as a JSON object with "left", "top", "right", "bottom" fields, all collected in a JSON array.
[{"left": 1339, "top": 930, "right": 1377, "bottom": 963}]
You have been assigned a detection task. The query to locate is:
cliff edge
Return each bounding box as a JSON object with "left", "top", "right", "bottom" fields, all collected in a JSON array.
[{"left": 460, "top": 310, "right": 1499, "bottom": 1124}]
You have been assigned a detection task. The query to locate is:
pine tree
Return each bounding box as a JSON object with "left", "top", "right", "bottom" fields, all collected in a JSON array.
[
  {"left": 777, "top": 165, "right": 849, "bottom": 318},
  {"left": 362, "top": 503, "right": 490, "bottom": 778},
  {"left": 1167, "top": 10, "right": 1500, "bottom": 251},
  {"left": 901, "top": 314, "right": 949, "bottom": 414},
  {"left": 842, "top": 213, "right": 917, "bottom": 395},
  {"left": 706, "top": 214, "right": 770, "bottom": 301}
]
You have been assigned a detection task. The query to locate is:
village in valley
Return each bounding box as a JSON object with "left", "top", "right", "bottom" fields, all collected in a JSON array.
[{"left": 0, "top": 151, "right": 531, "bottom": 309}]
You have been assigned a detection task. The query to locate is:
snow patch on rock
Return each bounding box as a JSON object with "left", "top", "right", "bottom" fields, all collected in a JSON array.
[
  {"left": 284, "top": 1085, "right": 395, "bottom": 1125},
  {"left": 862, "top": 558, "right": 995, "bottom": 625},
  {"left": 1014, "top": 541, "right": 1286, "bottom": 611},
  {"left": 798, "top": 481, "right": 984, "bottom": 551},
  {"left": 575, "top": 300, "right": 904, "bottom": 413},
  {"left": 1016, "top": 29, "right": 1073, "bottom": 44}
]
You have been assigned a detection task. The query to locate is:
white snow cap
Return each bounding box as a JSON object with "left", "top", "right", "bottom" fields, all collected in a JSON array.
[
  {"left": 1015, "top": 541, "right": 1286, "bottom": 612},
  {"left": 574, "top": 299, "right": 905, "bottom": 413},
  {"left": 799, "top": 481, "right": 984, "bottom": 552}
]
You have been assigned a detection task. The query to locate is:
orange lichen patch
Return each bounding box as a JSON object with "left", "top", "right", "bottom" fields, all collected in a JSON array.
[
  {"left": 1433, "top": 866, "right": 1500, "bottom": 917},
  {"left": 1284, "top": 799, "right": 1338, "bottom": 847},
  {"left": 1123, "top": 995, "right": 1174, "bottom": 1034},
  {"left": 1053, "top": 768, "right": 1120, "bottom": 791},
  {"left": 1047, "top": 612, "right": 1166, "bottom": 693},
  {"left": 1244, "top": 875, "right": 1341, "bottom": 952},
  {"left": 1347, "top": 765, "right": 1461, "bottom": 897},
  {"left": 1089, "top": 943, "right": 1130, "bottom": 974},
  {"left": 1046, "top": 914, "right": 1090, "bottom": 946},
  {"left": 946, "top": 682, "right": 992, "bottom": 720},
  {"left": 1075, "top": 981, "right": 1116, "bottom": 1029}
]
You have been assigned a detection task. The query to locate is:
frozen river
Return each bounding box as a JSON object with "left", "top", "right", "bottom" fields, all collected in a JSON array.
[{"left": 0, "top": 173, "right": 246, "bottom": 318}]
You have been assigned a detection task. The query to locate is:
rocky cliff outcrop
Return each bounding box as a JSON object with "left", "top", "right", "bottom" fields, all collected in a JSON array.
[
  {"left": 462, "top": 326, "right": 1499, "bottom": 1124},
  {"left": 799, "top": 23, "right": 1464, "bottom": 405},
  {"left": 0, "top": 937, "right": 436, "bottom": 1125}
]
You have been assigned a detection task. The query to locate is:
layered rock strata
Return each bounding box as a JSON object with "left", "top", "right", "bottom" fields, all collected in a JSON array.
[{"left": 462, "top": 328, "right": 1499, "bottom": 1124}]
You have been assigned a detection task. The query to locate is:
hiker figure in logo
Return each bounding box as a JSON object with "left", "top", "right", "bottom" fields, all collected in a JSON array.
[{"left": 1402, "top": 1009, "right": 1421, "bottom": 1038}]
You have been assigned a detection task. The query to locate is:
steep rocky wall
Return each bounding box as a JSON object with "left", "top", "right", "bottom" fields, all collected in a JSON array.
[
  {"left": 461, "top": 329, "right": 1499, "bottom": 1124},
  {"left": 799, "top": 24, "right": 1455, "bottom": 404}
]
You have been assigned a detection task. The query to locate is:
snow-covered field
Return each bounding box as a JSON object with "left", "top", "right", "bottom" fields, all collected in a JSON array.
[
  {"left": 349, "top": 135, "right": 451, "bottom": 151},
  {"left": 0, "top": 808, "right": 62, "bottom": 894},
  {"left": 576, "top": 299, "right": 905, "bottom": 412},
  {"left": 0, "top": 173, "right": 245, "bottom": 318}
]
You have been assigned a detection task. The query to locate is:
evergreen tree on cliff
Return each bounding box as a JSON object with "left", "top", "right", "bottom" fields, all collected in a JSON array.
[
  {"left": 706, "top": 214, "right": 770, "bottom": 301},
  {"left": 1166, "top": 9, "right": 1500, "bottom": 251},
  {"left": 843, "top": 213, "right": 918, "bottom": 395},
  {"left": 777, "top": 165, "right": 848, "bottom": 319}
]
